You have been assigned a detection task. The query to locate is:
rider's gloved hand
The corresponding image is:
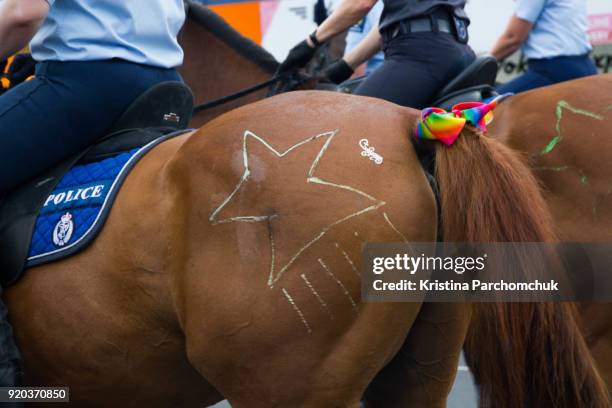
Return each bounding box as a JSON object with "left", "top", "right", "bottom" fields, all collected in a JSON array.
[
  {"left": 1, "top": 53, "right": 36, "bottom": 94},
  {"left": 277, "top": 40, "right": 318, "bottom": 75},
  {"left": 323, "top": 59, "right": 355, "bottom": 84}
]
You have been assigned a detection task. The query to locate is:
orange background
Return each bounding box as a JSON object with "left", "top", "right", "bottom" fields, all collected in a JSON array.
[{"left": 209, "top": 2, "right": 263, "bottom": 44}]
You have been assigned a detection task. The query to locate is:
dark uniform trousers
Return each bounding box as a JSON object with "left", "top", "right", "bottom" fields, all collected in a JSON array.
[{"left": 355, "top": 2, "right": 475, "bottom": 109}]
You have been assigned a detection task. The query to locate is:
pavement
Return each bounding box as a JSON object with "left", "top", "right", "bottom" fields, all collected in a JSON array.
[{"left": 209, "top": 354, "right": 478, "bottom": 407}]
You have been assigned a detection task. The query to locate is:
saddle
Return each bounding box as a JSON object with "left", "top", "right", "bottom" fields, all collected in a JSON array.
[
  {"left": 0, "top": 81, "right": 194, "bottom": 286},
  {"left": 430, "top": 56, "right": 498, "bottom": 109},
  {"left": 337, "top": 56, "right": 499, "bottom": 109}
]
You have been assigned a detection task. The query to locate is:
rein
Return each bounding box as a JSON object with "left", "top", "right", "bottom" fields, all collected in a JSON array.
[
  {"left": 192, "top": 71, "right": 313, "bottom": 114},
  {"left": 192, "top": 76, "right": 282, "bottom": 113}
]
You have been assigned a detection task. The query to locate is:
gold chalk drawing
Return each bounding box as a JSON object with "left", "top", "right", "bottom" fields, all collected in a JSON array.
[
  {"left": 318, "top": 258, "right": 358, "bottom": 312},
  {"left": 281, "top": 288, "right": 311, "bottom": 334},
  {"left": 335, "top": 242, "right": 359, "bottom": 277},
  {"left": 383, "top": 212, "right": 408, "bottom": 242},
  {"left": 209, "top": 129, "right": 391, "bottom": 288},
  {"left": 301, "top": 273, "right": 333, "bottom": 319}
]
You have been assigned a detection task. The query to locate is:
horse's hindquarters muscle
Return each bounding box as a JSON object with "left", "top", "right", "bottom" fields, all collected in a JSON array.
[{"left": 166, "top": 91, "right": 441, "bottom": 406}]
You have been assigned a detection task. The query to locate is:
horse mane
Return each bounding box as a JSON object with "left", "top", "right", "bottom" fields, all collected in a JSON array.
[{"left": 184, "top": 0, "right": 279, "bottom": 74}]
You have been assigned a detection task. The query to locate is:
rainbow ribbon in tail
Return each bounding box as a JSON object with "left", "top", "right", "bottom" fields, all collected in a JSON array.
[{"left": 415, "top": 93, "right": 512, "bottom": 146}]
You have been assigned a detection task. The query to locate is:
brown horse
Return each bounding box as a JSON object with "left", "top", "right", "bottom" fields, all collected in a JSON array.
[
  {"left": 5, "top": 90, "right": 607, "bottom": 407},
  {"left": 178, "top": 8, "right": 612, "bottom": 395},
  {"left": 491, "top": 73, "right": 612, "bottom": 389},
  {"left": 179, "top": 1, "right": 279, "bottom": 128}
]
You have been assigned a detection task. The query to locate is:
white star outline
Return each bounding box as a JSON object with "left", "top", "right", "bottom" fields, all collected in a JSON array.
[{"left": 209, "top": 129, "right": 388, "bottom": 288}]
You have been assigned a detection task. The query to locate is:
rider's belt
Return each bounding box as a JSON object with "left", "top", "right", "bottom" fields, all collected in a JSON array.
[{"left": 383, "top": 10, "right": 467, "bottom": 43}]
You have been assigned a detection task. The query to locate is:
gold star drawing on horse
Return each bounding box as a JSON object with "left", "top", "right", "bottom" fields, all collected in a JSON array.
[{"left": 209, "top": 129, "right": 386, "bottom": 288}]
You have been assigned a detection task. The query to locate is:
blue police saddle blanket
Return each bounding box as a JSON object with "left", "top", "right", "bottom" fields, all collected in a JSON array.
[{"left": 26, "top": 133, "right": 180, "bottom": 267}]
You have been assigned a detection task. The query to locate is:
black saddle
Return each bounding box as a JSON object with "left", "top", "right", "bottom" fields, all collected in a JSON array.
[
  {"left": 0, "top": 81, "right": 194, "bottom": 285},
  {"left": 109, "top": 81, "right": 194, "bottom": 132},
  {"left": 336, "top": 56, "right": 499, "bottom": 109},
  {"left": 430, "top": 56, "right": 498, "bottom": 110}
]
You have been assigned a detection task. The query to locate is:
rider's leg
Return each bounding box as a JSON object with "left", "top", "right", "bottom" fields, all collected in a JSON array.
[
  {"left": 528, "top": 55, "right": 598, "bottom": 84},
  {"left": 0, "top": 59, "right": 181, "bottom": 195},
  {"left": 496, "top": 68, "right": 554, "bottom": 94},
  {"left": 497, "top": 55, "right": 597, "bottom": 94},
  {"left": 354, "top": 57, "right": 440, "bottom": 108},
  {"left": 354, "top": 31, "right": 475, "bottom": 109}
]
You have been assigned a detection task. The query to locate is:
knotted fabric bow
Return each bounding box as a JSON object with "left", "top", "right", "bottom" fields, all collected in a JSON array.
[{"left": 415, "top": 94, "right": 511, "bottom": 146}]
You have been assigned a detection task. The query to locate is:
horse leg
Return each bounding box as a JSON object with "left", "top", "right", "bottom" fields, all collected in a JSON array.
[
  {"left": 363, "top": 303, "right": 471, "bottom": 408},
  {"left": 175, "top": 249, "right": 423, "bottom": 407},
  {"left": 181, "top": 288, "right": 423, "bottom": 408}
]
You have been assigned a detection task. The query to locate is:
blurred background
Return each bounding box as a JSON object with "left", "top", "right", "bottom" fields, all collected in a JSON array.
[{"left": 196, "top": 0, "right": 611, "bottom": 82}]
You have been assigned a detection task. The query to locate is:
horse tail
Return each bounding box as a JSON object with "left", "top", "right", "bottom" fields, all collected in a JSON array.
[{"left": 432, "top": 126, "right": 609, "bottom": 408}]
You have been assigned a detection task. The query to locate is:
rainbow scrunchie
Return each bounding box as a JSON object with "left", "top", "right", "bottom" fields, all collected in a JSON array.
[{"left": 415, "top": 94, "right": 512, "bottom": 146}]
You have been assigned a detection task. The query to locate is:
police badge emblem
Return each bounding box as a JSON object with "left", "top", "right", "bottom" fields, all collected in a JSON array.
[
  {"left": 453, "top": 16, "right": 469, "bottom": 44},
  {"left": 53, "top": 212, "right": 74, "bottom": 247}
]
